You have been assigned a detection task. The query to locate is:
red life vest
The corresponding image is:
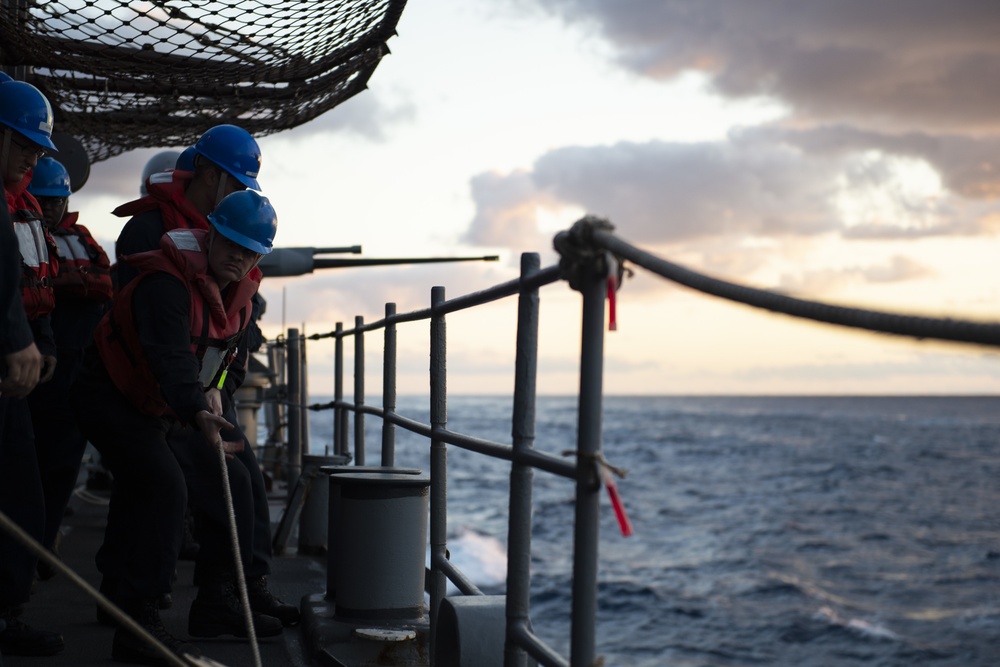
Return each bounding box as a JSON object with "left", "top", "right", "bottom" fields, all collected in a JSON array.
[
  {"left": 93, "top": 228, "right": 262, "bottom": 418},
  {"left": 111, "top": 170, "right": 209, "bottom": 235},
  {"left": 6, "top": 172, "right": 58, "bottom": 319},
  {"left": 51, "top": 211, "right": 113, "bottom": 302}
]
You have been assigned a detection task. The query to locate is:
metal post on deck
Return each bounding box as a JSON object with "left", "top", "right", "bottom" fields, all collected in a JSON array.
[
  {"left": 382, "top": 303, "right": 397, "bottom": 466},
  {"left": 506, "top": 253, "right": 540, "bottom": 667},
  {"left": 300, "top": 325, "right": 310, "bottom": 455},
  {"left": 570, "top": 266, "right": 605, "bottom": 667},
  {"left": 287, "top": 327, "right": 303, "bottom": 493},
  {"left": 428, "top": 286, "right": 448, "bottom": 661},
  {"left": 354, "top": 315, "right": 366, "bottom": 465},
  {"left": 333, "top": 322, "right": 345, "bottom": 457}
]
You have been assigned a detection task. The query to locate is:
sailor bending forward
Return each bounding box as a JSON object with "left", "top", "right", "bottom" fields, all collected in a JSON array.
[{"left": 72, "top": 190, "right": 277, "bottom": 666}]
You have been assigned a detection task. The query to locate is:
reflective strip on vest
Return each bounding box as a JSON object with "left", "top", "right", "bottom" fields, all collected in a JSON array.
[
  {"left": 167, "top": 228, "right": 201, "bottom": 252},
  {"left": 54, "top": 234, "right": 90, "bottom": 263},
  {"left": 14, "top": 219, "right": 48, "bottom": 267}
]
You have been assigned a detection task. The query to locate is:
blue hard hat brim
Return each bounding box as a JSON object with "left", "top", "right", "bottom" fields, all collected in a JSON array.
[
  {"left": 0, "top": 122, "right": 58, "bottom": 151},
  {"left": 231, "top": 172, "right": 260, "bottom": 191},
  {"left": 211, "top": 219, "right": 272, "bottom": 255},
  {"left": 28, "top": 186, "right": 70, "bottom": 197}
]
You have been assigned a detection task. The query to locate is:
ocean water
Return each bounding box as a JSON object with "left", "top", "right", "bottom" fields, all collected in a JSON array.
[{"left": 305, "top": 396, "right": 1000, "bottom": 667}]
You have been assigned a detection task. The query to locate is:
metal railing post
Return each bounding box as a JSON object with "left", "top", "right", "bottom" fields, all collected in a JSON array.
[
  {"left": 382, "top": 303, "right": 397, "bottom": 466},
  {"left": 571, "top": 264, "right": 605, "bottom": 667},
  {"left": 333, "top": 322, "right": 345, "bottom": 457},
  {"left": 300, "top": 325, "right": 310, "bottom": 455},
  {"left": 354, "top": 315, "right": 365, "bottom": 465},
  {"left": 428, "top": 286, "right": 448, "bottom": 661},
  {"left": 287, "top": 327, "right": 303, "bottom": 493},
  {"left": 506, "top": 253, "right": 540, "bottom": 667}
]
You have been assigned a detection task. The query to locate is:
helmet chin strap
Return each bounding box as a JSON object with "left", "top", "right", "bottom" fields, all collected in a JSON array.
[
  {"left": 215, "top": 171, "right": 229, "bottom": 207},
  {"left": 1, "top": 129, "right": 11, "bottom": 182}
]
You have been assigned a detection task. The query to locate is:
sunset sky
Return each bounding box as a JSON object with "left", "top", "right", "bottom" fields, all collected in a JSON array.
[{"left": 68, "top": 0, "right": 1000, "bottom": 395}]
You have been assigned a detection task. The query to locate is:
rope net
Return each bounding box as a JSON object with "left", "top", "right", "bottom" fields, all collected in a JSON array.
[{"left": 0, "top": 0, "right": 407, "bottom": 163}]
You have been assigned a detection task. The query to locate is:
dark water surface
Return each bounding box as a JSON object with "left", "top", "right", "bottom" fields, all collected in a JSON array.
[{"left": 309, "top": 396, "right": 1000, "bottom": 666}]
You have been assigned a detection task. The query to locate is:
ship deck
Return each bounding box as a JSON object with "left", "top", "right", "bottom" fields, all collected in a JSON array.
[{"left": 4, "top": 484, "right": 326, "bottom": 667}]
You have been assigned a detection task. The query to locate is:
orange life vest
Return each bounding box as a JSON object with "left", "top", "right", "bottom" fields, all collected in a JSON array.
[
  {"left": 6, "top": 173, "right": 58, "bottom": 319},
  {"left": 50, "top": 211, "right": 113, "bottom": 302},
  {"left": 111, "top": 170, "right": 209, "bottom": 236},
  {"left": 93, "top": 228, "right": 261, "bottom": 418}
]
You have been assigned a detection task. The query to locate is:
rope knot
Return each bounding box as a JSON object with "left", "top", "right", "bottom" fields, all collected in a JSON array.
[{"left": 554, "top": 216, "right": 618, "bottom": 292}]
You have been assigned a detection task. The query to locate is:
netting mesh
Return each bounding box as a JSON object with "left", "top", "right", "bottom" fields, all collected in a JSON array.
[{"left": 0, "top": 0, "right": 407, "bottom": 163}]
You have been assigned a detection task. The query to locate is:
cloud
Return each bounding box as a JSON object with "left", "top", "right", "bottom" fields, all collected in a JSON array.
[
  {"left": 466, "top": 138, "right": 846, "bottom": 249},
  {"left": 295, "top": 90, "right": 415, "bottom": 141},
  {"left": 529, "top": 0, "right": 1000, "bottom": 133},
  {"left": 463, "top": 124, "right": 1000, "bottom": 256},
  {"left": 778, "top": 255, "right": 934, "bottom": 294}
]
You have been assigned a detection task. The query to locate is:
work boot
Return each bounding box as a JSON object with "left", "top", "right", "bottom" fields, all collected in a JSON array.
[
  {"left": 0, "top": 608, "right": 64, "bottom": 656},
  {"left": 97, "top": 578, "right": 172, "bottom": 627},
  {"left": 112, "top": 598, "right": 201, "bottom": 666},
  {"left": 188, "top": 573, "right": 282, "bottom": 638},
  {"left": 247, "top": 575, "right": 301, "bottom": 626}
]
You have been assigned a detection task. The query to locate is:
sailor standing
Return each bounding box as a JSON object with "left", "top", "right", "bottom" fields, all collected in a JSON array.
[
  {"left": 0, "top": 76, "right": 65, "bottom": 657},
  {"left": 25, "top": 157, "right": 113, "bottom": 578},
  {"left": 110, "top": 124, "right": 299, "bottom": 632},
  {"left": 72, "top": 190, "right": 279, "bottom": 665}
]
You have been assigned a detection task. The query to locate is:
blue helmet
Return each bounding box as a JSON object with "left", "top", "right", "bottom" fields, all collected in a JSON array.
[
  {"left": 0, "top": 80, "right": 57, "bottom": 151},
  {"left": 0, "top": 72, "right": 12, "bottom": 83},
  {"left": 175, "top": 146, "right": 196, "bottom": 172},
  {"left": 27, "top": 157, "right": 72, "bottom": 197},
  {"left": 194, "top": 124, "right": 261, "bottom": 190},
  {"left": 208, "top": 190, "right": 277, "bottom": 255}
]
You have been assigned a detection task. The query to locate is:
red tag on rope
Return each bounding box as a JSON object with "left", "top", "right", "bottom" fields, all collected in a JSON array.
[
  {"left": 606, "top": 253, "right": 618, "bottom": 331},
  {"left": 600, "top": 464, "right": 633, "bottom": 537}
]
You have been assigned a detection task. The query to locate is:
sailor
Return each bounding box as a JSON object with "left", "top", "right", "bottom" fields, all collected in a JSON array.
[
  {"left": 0, "top": 77, "right": 65, "bottom": 657},
  {"left": 110, "top": 123, "right": 299, "bottom": 631},
  {"left": 25, "top": 157, "right": 113, "bottom": 579},
  {"left": 72, "top": 190, "right": 280, "bottom": 665}
]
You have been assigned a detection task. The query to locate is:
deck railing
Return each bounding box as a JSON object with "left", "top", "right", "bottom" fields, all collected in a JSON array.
[{"left": 274, "top": 216, "right": 1000, "bottom": 667}]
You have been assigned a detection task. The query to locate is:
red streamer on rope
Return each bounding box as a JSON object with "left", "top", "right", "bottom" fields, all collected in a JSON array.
[
  {"left": 600, "top": 464, "right": 633, "bottom": 537},
  {"left": 606, "top": 252, "right": 619, "bottom": 331}
]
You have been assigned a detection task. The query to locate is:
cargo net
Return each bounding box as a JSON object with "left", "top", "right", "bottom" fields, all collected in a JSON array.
[{"left": 0, "top": 0, "right": 406, "bottom": 163}]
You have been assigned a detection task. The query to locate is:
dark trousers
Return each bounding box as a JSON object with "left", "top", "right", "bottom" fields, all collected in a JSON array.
[
  {"left": 0, "top": 396, "right": 43, "bottom": 609},
  {"left": 27, "top": 347, "right": 89, "bottom": 550},
  {"left": 73, "top": 368, "right": 186, "bottom": 601},
  {"left": 171, "top": 407, "right": 273, "bottom": 583}
]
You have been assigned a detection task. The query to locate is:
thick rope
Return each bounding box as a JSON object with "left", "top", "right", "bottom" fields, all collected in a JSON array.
[
  {"left": 0, "top": 509, "right": 195, "bottom": 667},
  {"left": 214, "top": 439, "right": 262, "bottom": 667},
  {"left": 555, "top": 216, "right": 1000, "bottom": 348}
]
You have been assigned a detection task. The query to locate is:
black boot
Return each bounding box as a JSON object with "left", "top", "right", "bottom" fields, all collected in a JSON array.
[
  {"left": 0, "top": 608, "right": 64, "bottom": 656},
  {"left": 188, "top": 573, "right": 282, "bottom": 638},
  {"left": 112, "top": 598, "right": 201, "bottom": 666},
  {"left": 247, "top": 575, "right": 301, "bottom": 627},
  {"left": 98, "top": 578, "right": 173, "bottom": 627}
]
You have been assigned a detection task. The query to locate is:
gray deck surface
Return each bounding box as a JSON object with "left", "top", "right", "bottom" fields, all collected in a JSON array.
[{"left": 4, "top": 486, "right": 327, "bottom": 667}]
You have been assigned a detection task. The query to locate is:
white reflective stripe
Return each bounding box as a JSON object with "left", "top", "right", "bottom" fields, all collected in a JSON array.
[
  {"left": 54, "top": 234, "right": 89, "bottom": 262},
  {"left": 13, "top": 219, "right": 48, "bottom": 268},
  {"left": 198, "top": 347, "right": 226, "bottom": 389},
  {"left": 149, "top": 171, "right": 174, "bottom": 185},
  {"left": 166, "top": 229, "right": 201, "bottom": 252}
]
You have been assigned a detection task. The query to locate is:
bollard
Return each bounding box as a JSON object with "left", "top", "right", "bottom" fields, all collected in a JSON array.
[
  {"left": 297, "top": 454, "right": 350, "bottom": 555},
  {"left": 328, "top": 472, "right": 429, "bottom": 621},
  {"left": 322, "top": 466, "right": 421, "bottom": 600}
]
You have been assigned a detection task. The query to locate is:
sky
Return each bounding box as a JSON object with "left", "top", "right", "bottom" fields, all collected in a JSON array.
[{"left": 67, "top": 0, "right": 1000, "bottom": 395}]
